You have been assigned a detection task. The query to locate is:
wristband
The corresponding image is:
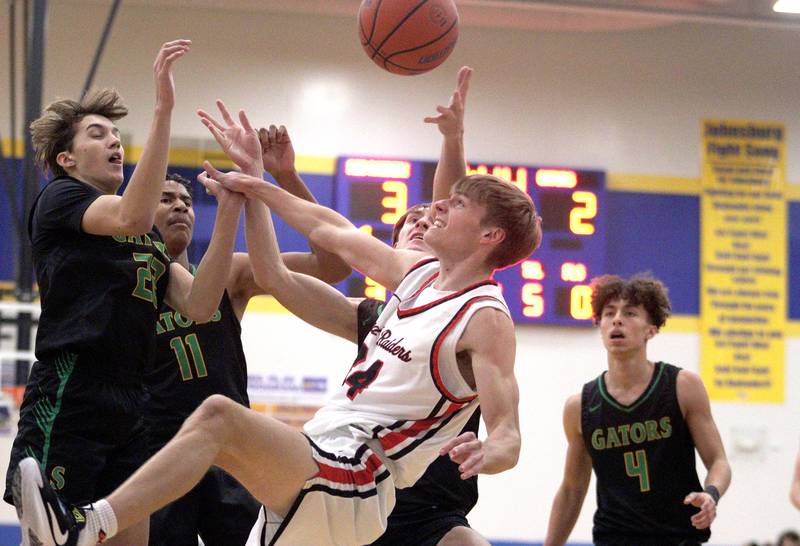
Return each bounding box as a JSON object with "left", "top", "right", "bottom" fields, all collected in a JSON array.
[{"left": 704, "top": 485, "right": 720, "bottom": 505}]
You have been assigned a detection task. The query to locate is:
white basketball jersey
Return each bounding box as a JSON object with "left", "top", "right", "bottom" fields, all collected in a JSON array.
[{"left": 304, "top": 258, "right": 509, "bottom": 487}]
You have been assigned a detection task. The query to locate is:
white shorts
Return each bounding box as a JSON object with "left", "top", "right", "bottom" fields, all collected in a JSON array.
[{"left": 245, "top": 429, "right": 396, "bottom": 546}]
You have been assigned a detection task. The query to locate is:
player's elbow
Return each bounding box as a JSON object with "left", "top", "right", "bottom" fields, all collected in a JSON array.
[
  {"left": 314, "top": 258, "right": 352, "bottom": 284},
  {"left": 251, "top": 268, "right": 275, "bottom": 293},
  {"left": 490, "top": 432, "right": 521, "bottom": 473},
  {"left": 181, "top": 301, "right": 218, "bottom": 324},
  {"left": 506, "top": 439, "right": 521, "bottom": 470},
  {"left": 561, "top": 478, "right": 590, "bottom": 502},
  {"left": 252, "top": 265, "right": 291, "bottom": 296},
  {"left": 118, "top": 214, "right": 156, "bottom": 237},
  {"left": 116, "top": 205, "right": 157, "bottom": 236},
  {"left": 307, "top": 225, "right": 337, "bottom": 251}
]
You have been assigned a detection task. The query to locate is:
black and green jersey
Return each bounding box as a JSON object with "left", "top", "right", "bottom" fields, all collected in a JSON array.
[
  {"left": 145, "top": 277, "right": 249, "bottom": 448},
  {"left": 29, "top": 176, "right": 171, "bottom": 383},
  {"left": 581, "top": 362, "right": 710, "bottom": 544}
]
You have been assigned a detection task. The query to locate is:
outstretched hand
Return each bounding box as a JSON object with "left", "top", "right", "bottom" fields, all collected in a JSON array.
[
  {"left": 199, "top": 160, "right": 269, "bottom": 200},
  {"left": 684, "top": 491, "right": 717, "bottom": 529},
  {"left": 196, "top": 161, "right": 246, "bottom": 208},
  {"left": 153, "top": 39, "right": 191, "bottom": 112},
  {"left": 259, "top": 124, "right": 296, "bottom": 178},
  {"left": 439, "top": 431, "right": 484, "bottom": 480},
  {"left": 424, "top": 65, "right": 472, "bottom": 137},
  {"left": 198, "top": 101, "right": 262, "bottom": 174}
]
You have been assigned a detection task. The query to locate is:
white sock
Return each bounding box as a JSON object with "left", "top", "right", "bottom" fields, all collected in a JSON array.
[{"left": 80, "top": 499, "right": 118, "bottom": 544}]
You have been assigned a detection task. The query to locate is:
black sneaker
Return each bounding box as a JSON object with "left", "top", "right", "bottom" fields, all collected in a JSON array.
[{"left": 12, "top": 457, "right": 94, "bottom": 546}]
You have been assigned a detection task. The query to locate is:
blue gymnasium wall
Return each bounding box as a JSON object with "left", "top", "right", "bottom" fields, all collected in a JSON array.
[
  {"left": 790, "top": 200, "right": 800, "bottom": 320},
  {"left": 605, "top": 192, "right": 701, "bottom": 315},
  {"left": 1, "top": 158, "right": 798, "bottom": 322},
  {"left": 0, "top": 162, "right": 333, "bottom": 279}
]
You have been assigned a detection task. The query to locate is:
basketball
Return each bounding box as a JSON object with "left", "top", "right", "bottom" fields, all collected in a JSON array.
[{"left": 358, "top": 0, "right": 459, "bottom": 75}]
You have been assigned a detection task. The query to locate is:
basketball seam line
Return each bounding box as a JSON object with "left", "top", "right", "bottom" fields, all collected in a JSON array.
[
  {"left": 384, "top": 17, "right": 457, "bottom": 64},
  {"left": 371, "top": 0, "right": 430, "bottom": 60},
  {"left": 366, "top": 0, "right": 383, "bottom": 44},
  {"left": 369, "top": 49, "right": 432, "bottom": 73}
]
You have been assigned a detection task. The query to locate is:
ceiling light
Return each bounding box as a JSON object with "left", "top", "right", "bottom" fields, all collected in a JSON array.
[{"left": 774, "top": 0, "right": 800, "bottom": 14}]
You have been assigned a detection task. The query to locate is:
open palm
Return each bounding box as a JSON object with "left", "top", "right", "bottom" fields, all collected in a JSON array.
[{"left": 198, "top": 100, "right": 261, "bottom": 172}]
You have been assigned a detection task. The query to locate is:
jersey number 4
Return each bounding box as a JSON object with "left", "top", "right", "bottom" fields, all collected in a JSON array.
[
  {"left": 624, "top": 449, "right": 651, "bottom": 492},
  {"left": 344, "top": 360, "right": 383, "bottom": 400}
]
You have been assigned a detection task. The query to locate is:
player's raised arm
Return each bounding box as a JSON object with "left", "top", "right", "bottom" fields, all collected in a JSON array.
[
  {"left": 257, "top": 123, "right": 351, "bottom": 283},
  {"left": 209, "top": 168, "right": 426, "bottom": 291},
  {"left": 197, "top": 102, "right": 351, "bottom": 318},
  {"left": 544, "top": 394, "right": 593, "bottom": 546},
  {"left": 163, "top": 170, "right": 244, "bottom": 322},
  {"left": 426, "top": 65, "right": 471, "bottom": 203},
  {"left": 243, "top": 193, "right": 359, "bottom": 343},
  {"left": 82, "top": 39, "right": 191, "bottom": 236},
  {"left": 439, "top": 307, "right": 520, "bottom": 479}
]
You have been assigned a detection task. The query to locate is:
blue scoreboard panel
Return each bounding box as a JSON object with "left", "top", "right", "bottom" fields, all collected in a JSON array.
[{"left": 333, "top": 156, "right": 606, "bottom": 326}]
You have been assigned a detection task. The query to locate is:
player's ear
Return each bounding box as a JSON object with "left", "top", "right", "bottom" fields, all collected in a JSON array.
[
  {"left": 56, "top": 150, "right": 75, "bottom": 169},
  {"left": 645, "top": 324, "right": 658, "bottom": 340},
  {"left": 481, "top": 226, "right": 506, "bottom": 246}
]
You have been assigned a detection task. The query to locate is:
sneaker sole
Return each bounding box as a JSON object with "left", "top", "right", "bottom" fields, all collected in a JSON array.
[
  {"left": 10, "top": 463, "right": 25, "bottom": 546},
  {"left": 13, "top": 458, "right": 50, "bottom": 546}
]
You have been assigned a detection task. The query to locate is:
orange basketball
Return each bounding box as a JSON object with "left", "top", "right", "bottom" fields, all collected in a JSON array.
[{"left": 358, "top": 0, "right": 459, "bottom": 75}]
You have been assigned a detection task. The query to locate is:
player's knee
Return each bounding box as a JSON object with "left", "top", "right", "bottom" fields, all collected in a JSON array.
[{"left": 193, "top": 394, "right": 238, "bottom": 431}]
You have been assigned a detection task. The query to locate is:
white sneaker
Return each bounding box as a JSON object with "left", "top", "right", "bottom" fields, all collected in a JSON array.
[{"left": 13, "top": 457, "right": 98, "bottom": 546}]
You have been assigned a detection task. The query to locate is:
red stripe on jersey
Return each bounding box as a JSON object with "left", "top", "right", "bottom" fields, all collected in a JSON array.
[
  {"left": 405, "top": 271, "right": 440, "bottom": 301},
  {"left": 378, "top": 402, "right": 465, "bottom": 451},
  {"left": 430, "top": 296, "right": 500, "bottom": 403},
  {"left": 314, "top": 452, "right": 385, "bottom": 488},
  {"left": 397, "top": 280, "right": 500, "bottom": 318},
  {"left": 403, "top": 257, "right": 439, "bottom": 277}
]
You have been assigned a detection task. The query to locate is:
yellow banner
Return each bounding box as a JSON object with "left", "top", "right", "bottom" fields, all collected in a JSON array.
[{"left": 700, "top": 120, "right": 786, "bottom": 403}]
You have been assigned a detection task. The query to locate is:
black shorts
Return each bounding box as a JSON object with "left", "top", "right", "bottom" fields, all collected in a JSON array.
[
  {"left": 149, "top": 466, "right": 260, "bottom": 546},
  {"left": 368, "top": 507, "right": 470, "bottom": 546},
  {"left": 4, "top": 359, "right": 148, "bottom": 506}
]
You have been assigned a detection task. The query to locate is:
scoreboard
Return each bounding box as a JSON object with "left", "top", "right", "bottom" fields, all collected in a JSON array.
[{"left": 333, "top": 156, "right": 606, "bottom": 326}]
